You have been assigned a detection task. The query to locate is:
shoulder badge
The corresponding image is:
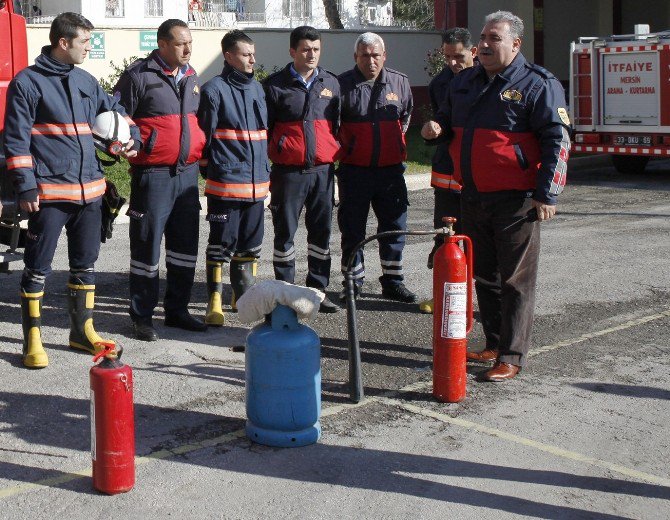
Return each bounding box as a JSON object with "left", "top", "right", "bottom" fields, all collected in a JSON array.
[
  {"left": 320, "top": 88, "right": 333, "bottom": 98},
  {"left": 557, "top": 107, "right": 570, "bottom": 125},
  {"left": 386, "top": 92, "right": 399, "bottom": 101},
  {"left": 501, "top": 89, "right": 523, "bottom": 102},
  {"left": 193, "top": 84, "right": 200, "bottom": 95}
]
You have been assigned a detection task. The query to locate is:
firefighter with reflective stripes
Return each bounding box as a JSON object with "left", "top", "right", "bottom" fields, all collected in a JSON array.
[
  {"left": 197, "top": 30, "right": 269, "bottom": 325},
  {"left": 337, "top": 32, "right": 417, "bottom": 303},
  {"left": 422, "top": 11, "right": 571, "bottom": 381},
  {"left": 2, "top": 13, "right": 139, "bottom": 368},
  {"left": 114, "top": 19, "right": 207, "bottom": 341},
  {"left": 419, "top": 28, "right": 477, "bottom": 314},
  {"left": 263, "top": 26, "right": 341, "bottom": 313}
]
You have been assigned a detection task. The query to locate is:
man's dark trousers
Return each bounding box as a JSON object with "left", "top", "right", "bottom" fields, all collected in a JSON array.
[
  {"left": 270, "top": 164, "right": 333, "bottom": 290},
  {"left": 460, "top": 192, "right": 540, "bottom": 368},
  {"left": 128, "top": 164, "right": 200, "bottom": 320},
  {"left": 337, "top": 165, "right": 408, "bottom": 288}
]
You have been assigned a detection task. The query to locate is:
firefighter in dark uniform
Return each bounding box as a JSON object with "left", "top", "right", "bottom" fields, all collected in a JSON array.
[
  {"left": 263, "top": 26, "right": 341, "bottom": 313},
  {"left": 337, "top": 32, "right": 417, "bottom": 303},
  {"left": 419, "top": 27, "right": 477, "bottom": 314},
  {"left": 423, "top": 11, "right": 571, "bottom": 381},
  {"left": 197, "top": 30, "right": 269, "bottom": 326},
  {"left": 2, "top": 13, "right": 139, "bottom": 368},
  {"left": 114, "top": 19, "right": 207, "bottom": 341}
]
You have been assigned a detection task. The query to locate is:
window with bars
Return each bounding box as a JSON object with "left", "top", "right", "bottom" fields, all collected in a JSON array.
[
  {"left": 145, "top": 0, "right": 163, "bottom": 17},
  {"left": 105, "top": 0, "right": 124, "bottom": 17},
  {"left": 282, "top": 0, "right": 311, "bottom": 20}
]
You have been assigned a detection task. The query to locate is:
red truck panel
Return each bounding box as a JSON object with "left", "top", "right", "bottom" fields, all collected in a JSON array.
[{"left": 0, "top": 2, "right": 29, "bottom": 134}]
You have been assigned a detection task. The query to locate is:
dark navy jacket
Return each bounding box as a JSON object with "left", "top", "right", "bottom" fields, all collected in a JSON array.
[
  {"left": 435, "top": 53, "right": 570, "bottom": 204},
  {"left": 197, "top": 63, "right": 270, "bottom": 202},
  {"left": 3, "top": 47, "right": 139, "bottom": 203},
  {"left": 263, "top": 64, "right": 340, "bottom": 168},
  {"left": 428, "top": 66, "right": 460, "bottom": 191},
  {"left": 113, "top": 50, "right": 205, "bottom": 170},
  {"left": 338, "top": 66, "right": 412, "bottom": 168}
]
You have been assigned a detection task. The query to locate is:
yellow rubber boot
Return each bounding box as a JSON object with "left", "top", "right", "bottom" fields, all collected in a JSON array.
[
  {"left": 419, "top": 298, "right": 434, "bottom": 314},
  {"left": 20, "top": 291, "right": 48, "bottom": 368},
  {"left": 230, "top": 257, "right": 257, "bottom": 311},
  {"left": 205, "top": 261, "right": 225, "bottom": 326},
  {"left": 67, "top": 284, "right": 112, "bottom": 354}
]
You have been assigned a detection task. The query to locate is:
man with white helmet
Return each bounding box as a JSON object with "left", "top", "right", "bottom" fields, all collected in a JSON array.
[{"left": 2, "top": 12, "right": 139, "bottom": 368}]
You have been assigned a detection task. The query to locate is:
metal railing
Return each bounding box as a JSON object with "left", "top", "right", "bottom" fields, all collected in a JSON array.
[{"left": 189, "top": 0, "right": 266, "bottom": 27}]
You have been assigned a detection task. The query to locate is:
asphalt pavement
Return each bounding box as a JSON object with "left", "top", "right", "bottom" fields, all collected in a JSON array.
[{"left": 0, "top": 156, "right": 668, "bottom": 519}]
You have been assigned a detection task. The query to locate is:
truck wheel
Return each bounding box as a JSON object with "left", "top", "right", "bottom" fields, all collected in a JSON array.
[{"left": 611, "top": 155, "right": 649, "bottom": 174}]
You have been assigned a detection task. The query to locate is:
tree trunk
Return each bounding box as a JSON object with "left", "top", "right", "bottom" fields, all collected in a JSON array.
[{"left": 322, "top": 0, "right": 344, "bottom": 29}]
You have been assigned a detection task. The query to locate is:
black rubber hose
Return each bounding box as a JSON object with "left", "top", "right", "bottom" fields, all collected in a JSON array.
[{"left": 344, "top": 229, "right": 450, "bottom": 402}]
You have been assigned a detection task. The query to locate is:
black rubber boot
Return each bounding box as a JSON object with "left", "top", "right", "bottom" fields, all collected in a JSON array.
[
  {"left": 230, "top": 257, "right": 257, "bottom": 311},
  {"left": 205, "top": 260, "right": 224, "bottom": 326},
  {"left": 68, "top": 284, "right": 112, "bottom": 354},
  {"left": 20, "top": 291, "right": 48, "bottom": 368}
]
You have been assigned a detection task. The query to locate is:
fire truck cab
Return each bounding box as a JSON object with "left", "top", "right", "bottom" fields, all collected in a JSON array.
[
  {"left": 0, "top": 0, "right": 28, "bottom": 271},
  {"left": 570, "top": 26, "right": 670, "bottom": 174}
]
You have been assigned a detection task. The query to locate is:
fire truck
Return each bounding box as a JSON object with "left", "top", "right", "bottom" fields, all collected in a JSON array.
[
  {"left": 0, "top": 0, "right": 28, "bottom": 271},
  {"left": 569, "top": 26, "right": 670, "bottom": 174}
]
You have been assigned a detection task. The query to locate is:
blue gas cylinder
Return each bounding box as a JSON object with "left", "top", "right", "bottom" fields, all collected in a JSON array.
[{"left": 245, "top": 304, "right": 321, "bottom": 447}]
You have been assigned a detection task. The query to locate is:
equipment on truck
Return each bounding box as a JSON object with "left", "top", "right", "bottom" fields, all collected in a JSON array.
[
  {"left": 0, "top": 1, "right": 28, "bottom": 272},
  {"left": 570, "top": 25, "right": 670, "bottom": 174}
]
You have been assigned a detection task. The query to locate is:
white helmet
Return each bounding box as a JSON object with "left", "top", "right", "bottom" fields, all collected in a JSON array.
[{"left": 92, "top": 111, "right": 131, "bottom": 156}]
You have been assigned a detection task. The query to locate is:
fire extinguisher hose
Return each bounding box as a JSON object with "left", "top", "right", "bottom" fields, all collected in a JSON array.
[{"left": 344, "top": 229, "right": 451, "bottom": 403}]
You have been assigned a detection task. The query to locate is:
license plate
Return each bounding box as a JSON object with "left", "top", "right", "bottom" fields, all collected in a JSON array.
[{"left": 613, "top": 135, "right": 653, "bottom": 146}]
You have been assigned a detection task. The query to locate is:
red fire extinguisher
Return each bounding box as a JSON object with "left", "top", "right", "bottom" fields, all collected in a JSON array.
[
  {"left": 90, "top": 342, "right": 135, "bottom": 494},
  {"left": 432, "top": 217, "right": 473, "bottom": 403}
]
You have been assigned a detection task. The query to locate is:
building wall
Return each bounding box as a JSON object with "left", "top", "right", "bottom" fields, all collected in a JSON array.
[
  {"left": 26, "top": 25, "right": 442, "bottom": 87},
  {"left": 620, "top": 0, "right": 670, "bottom": 34}
]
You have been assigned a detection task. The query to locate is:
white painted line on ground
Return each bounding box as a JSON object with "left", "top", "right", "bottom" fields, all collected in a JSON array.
[
  {"left": 377, "top": 396, "right": 670, "bottom": 487},
  {"left": 529, "top": 308, "right": 670, "bottom": 358}
]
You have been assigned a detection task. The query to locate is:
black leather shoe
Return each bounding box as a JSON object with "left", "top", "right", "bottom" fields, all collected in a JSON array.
[
  {"left": 319, "top": 296, "right": 340, "bottom": 313},
  {"left": 381, "top": 283, "right": 417, "bottom": 303},
  {"left": 133, "top": 318, "right": 159, "bottom": 342},
  {"left": 164, "top": 311, "right": 207, "bottom": 332}
]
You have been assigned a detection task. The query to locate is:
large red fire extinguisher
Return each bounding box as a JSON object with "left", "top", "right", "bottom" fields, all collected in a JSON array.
[
  {"left": 90, "top": 342, "right": 135, "bottom": 494},
  {"left": 432, "top": 217, "right": 473, "bottom": 403}
]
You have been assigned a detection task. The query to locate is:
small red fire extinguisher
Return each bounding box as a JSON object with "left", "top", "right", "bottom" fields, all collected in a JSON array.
[
  {"left": 90, "top": 342, "right": 135, "bottom": 494},
  {"left": 432, "top": 217, "right": 474, "bottom": 403}
]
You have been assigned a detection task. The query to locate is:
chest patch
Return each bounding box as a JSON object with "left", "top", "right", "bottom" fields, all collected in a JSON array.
[
  {"left": 320, "top": 88, "right": 333, "bottom": 98},
  {"left": 386, "top": 92, "right": 399, "bottom": 101},
  {"left": 501, "top": 89, "right": 523, "bottom": 102}
]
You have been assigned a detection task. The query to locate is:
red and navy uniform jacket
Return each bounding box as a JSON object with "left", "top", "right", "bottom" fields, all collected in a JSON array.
[
  {"left": 428, "top": 67, "right": 461, "bottom": 192},
  {"left": 3, "top": 46, "right": 139, "bottom": 204},
  {"left": 338, "top": 66, "right": 412, "bottom": 168},
  {"left": 113, "top": 50, "right": 205, "bottom": 170},
  {"left": 434, "top": 53, "right": 570, "bottom": 205},
  {"left": 263, "top": 64, "right": 340, "bottom": 168},
  {"left": 197, "top": 62, "right": 270, "bottom": 202}
]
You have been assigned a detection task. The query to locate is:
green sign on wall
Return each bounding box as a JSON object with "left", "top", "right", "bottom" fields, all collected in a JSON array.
[
  {"left": 90, "top": 32, "right": 105, "bottom": 59},
  {"left": 139, "top": 31, "right": 158, "bottom": 51}
]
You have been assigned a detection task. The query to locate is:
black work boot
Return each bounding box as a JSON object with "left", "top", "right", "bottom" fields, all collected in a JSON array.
[
  {"left": 230, "top": 256, "right": 257, "bottom": 311},
  {"left": 132, "top": 316, "right": 159, "bottom": 341}
]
